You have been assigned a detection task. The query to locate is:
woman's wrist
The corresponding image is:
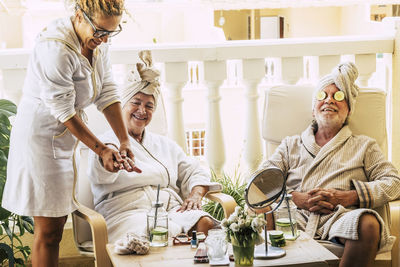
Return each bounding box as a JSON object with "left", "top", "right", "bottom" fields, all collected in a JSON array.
[
  {"left": 105, "top": 142, "right": 119, "bottom": 150},
  {"left": 119, "top": 139, "right": 131, "bottom": 147},
  {"left": 94, "top": 142, "right": 108, "bottom": 157}
]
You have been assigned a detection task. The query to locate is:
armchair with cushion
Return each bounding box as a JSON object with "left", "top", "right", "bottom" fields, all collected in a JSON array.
[
  {"left": 71, "top": 105, "right": 237, "bottom": 267},
  {"left": 262, "top": 84, "right": 400, "bottom": 267}
]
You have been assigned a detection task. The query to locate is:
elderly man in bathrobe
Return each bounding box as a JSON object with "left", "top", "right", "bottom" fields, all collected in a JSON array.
[
  {"left": 87, "top": 51, "right": 220, "bottom": 245},
  {"left": 261, "top": 62, "right": 400, "bottom": 267}
]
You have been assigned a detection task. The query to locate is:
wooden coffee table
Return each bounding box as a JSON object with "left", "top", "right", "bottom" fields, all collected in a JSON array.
[{"left": 106, "top": 231, "right": 339, "bottom": 267}]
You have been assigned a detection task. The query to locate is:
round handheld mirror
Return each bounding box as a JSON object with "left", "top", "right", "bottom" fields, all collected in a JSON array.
[
  {"left": 245, "top": 167, "right": 286, "bottom": 210},
  {"left": 244, "top": 167, "right": 287, "bottom": 259}
]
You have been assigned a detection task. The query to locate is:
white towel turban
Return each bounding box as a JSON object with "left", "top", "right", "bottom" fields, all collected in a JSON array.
[
  {"left": 121, "top": 50, "right": 168, "bottom": 136},
  {"left": 312, "top": 61, "right": 360, "bottom": 116},
  {"left": 121, "top": 50, "right": 161, "bottom": 108}
]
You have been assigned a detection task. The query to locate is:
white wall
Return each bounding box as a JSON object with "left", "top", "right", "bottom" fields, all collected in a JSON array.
[
  {"left": 285, "top": 7, "right": 341, "bottom": 37},
  {"left": 340, "top": 5, "right": 370, "bottom": 35}
]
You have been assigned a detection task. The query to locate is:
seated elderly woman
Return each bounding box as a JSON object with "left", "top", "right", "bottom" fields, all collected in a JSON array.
[
  {"left": 261, "top": 62, "right": 400, "bottom": 267},
  {"left": 87, "top": 51, "right": 220, "bottom": 244}
]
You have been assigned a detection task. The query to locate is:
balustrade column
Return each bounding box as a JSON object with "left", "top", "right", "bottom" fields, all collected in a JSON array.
[
  {"left": 281, "top": 57, "right": 303, "bottom": 85},
  {"left": 242, "top": 59, "right": 265, "bottom": 173},
  {"left": 355, "top": 54, "right": 376, "bottom": 87},
  {"left": 204, "top": 60, "right": 226, "bottom": 176},
  {"left": 164, "top": 62, "right": 188, "bottom": 153}
]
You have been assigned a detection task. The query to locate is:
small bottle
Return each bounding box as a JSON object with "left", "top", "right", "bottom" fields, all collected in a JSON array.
[
  {"left": 147, "top": 201, "right": 168, "bottom": 247},
  {"left": 191, "top": 230, "right": 198, "bottom": 248},
  {"left": 275, "top": 193, "right": 299, "bottom": 240}
]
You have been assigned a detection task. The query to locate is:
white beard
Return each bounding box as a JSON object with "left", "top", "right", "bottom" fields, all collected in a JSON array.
[{"left": 314, "top": 112, "right": 344, "bottom": 130}]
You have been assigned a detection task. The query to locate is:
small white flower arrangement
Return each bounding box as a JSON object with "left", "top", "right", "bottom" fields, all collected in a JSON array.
[{"left": 221, "top": 206, "right": 266, "bottom": 247}]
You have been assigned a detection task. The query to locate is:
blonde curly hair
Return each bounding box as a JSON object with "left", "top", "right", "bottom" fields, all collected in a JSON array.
[{"left": 65, "top": 0, "right": 124, "bottom": 18}]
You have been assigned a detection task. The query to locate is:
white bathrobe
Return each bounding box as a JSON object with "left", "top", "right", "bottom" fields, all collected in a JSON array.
[
  {"left": 88, "top": 129, "right": 222, "bottom": 242},
  {"left": 261, "top": 125, "right": 400, "bottom": 252},
  {"left": 2, "top": 17, "right": 120, "bottom": 217}
]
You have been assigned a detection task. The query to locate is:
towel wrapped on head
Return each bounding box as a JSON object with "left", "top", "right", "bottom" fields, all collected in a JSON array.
[
  {"left": 121, "top": 50, "right": 161, "bottom": 108},
  {"left": 312, "top": 61, "right": 360, "bottom": 116}
]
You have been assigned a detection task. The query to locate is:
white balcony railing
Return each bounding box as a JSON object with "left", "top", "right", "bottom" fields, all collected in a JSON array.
[{"left": 1, "top": 26, "right": 399, "bottom": 176}]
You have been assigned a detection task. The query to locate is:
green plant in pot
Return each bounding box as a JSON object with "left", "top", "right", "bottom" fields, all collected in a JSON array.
[
  {"left": 202, "top": 168, "right": 246, "bottom": 220},
  {"left": 0, "top": 99, "right": 34, "bottom": 266}
]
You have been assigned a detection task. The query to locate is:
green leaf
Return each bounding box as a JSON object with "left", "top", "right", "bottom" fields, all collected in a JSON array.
[
  {"left": 17, "top": 216, "right": 25, "bottom": 236},
  {"left": 0, "top": 150, "right": 8, "bottom": 169},
  {"left": 0, "top": 246, "right": 8, "bottom": 263},
  {"left": 0, "top": 100, "right": 17, "bottom": 118},
  {"left": 3, "top": 222, "right": 12, "bottom": 241},
  {"left": 14, "top": 257, "right": 24, "bottom": 265},
  {"left": 0, "top": 207, "right": 11, "bottom": 221},
  {"left": 21, "top": 216, "right": 34, "bottom": 234},
  {"left": 12, "top": 233, "right": 23, "bottom": 245}
]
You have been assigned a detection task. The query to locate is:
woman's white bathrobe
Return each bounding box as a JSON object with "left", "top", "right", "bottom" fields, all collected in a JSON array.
[
  {"left": 2, "top": 17, "right": 120, "bottom": 217},
  {"left": 88, "top": 130, "right": 222, "bottom": 243},
  {"left": 262, "top": 125, "right": 400, "bottom": 252}
]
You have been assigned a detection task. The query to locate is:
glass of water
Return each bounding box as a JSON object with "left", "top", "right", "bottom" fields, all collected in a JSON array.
[{"left": 204, "top": 229, "right": 228, "bottom": 261}]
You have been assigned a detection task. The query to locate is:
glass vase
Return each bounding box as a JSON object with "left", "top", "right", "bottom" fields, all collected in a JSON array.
[{"left": 230, "top": 235, "right": 255, "bottom": 266}]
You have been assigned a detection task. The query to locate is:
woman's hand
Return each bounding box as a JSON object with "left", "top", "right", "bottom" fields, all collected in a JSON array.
[
  {"left": 177, "top": 186, "right": 208, "bottom": 212},
  {"left": 119, "top": 142, "right": 142, "bottom": 173},
  {"left": 99, "top": 146, "right": 125, "bottom": 173}
]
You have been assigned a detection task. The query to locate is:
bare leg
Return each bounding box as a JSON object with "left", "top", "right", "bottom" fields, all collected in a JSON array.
[
  {"left": 32, "top": 216, "right": 68, "bottom": 267},
  {"left": 339, "top": 214, "right": 380, "bottom": 267},
  {"left": 194, "top": 216, "right": 215, "bottom": 235}
]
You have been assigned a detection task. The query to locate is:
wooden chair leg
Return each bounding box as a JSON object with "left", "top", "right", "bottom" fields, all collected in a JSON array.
[{"left": 73, "top": 205, "right": 112, "bottom": 267}]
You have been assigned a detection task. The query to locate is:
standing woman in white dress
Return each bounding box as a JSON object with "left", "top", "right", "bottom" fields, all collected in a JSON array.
[{"left": 1, "top": 0, "right": 140, "bottom": 266}]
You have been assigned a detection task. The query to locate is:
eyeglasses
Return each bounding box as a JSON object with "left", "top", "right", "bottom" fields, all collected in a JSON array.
[
  {"left": 172, "top": 232, "right": 206, "bottom": 245},
  {"left": 172, "top": 233, "right": 191, "bottom": 245},
  {"left": 316, "top": 90, "right": 345, "bottom": 102},
  {"left": 78, "top": 5, "right": 122, "bottom": 38}
]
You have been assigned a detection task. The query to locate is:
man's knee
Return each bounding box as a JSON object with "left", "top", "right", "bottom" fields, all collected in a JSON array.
[{"left": 358, "top": 214, "right": 380, "bottom": 243}]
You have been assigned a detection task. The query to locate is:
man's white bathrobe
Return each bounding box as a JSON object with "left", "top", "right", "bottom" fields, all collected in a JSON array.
[
  {"left": 88, "top": 130, "right": 221, "bottom": 242},
  {"left": 262, "top": 125, "right": 400, "bottom": 252}
]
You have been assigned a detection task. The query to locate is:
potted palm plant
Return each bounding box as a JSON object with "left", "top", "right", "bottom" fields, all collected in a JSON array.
[
  {"left": 202, "top": 168, "right": 246, "bottom": 220},
  {"left": 0, "top": 99, "right": 34, "bottom": 267}
]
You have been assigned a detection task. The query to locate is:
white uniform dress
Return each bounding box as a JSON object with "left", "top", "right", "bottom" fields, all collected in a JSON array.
[
  {"left": 2, "top": 17, "right": 120, "bottom": 217},
  {"left": 88, "top": 129, "right": 222, "bottom": 243}
]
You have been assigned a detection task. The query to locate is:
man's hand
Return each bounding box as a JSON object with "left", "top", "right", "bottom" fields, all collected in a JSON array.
[
  {"left": 308, "top": 188, "right": 359, "bottom": 211},
  {"left": 177, "top": 186, "right": 208, "bottom": 212},
  {"left": 292, "top": 190, "right": 334, "bottom": 214}
]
